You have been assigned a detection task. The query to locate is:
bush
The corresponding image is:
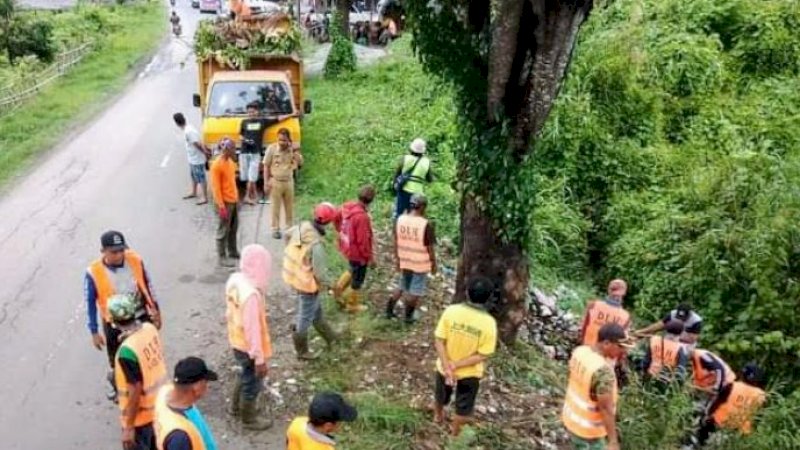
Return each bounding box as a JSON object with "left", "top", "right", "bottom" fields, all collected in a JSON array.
[
  {"left": 324, "top": 11, "right": 356, "bottom": 78},
  {"left": 6, "top": 18, "right": 56, "bottom": 64}
]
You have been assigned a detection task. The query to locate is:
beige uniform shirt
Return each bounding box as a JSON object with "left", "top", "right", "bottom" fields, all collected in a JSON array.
[{"left": 263, "top": 144, "right": 303, "bottom": 182}]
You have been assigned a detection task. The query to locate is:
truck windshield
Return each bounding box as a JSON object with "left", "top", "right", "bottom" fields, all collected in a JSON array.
[{"left": 207, "top": 81, "right": 293, "bottom": 117}]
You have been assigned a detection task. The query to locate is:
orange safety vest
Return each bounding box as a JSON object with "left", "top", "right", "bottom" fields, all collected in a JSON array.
[
  {"left": 562, "top": 345, "right": 618, "bottom": 440},
  {"left": 286, "top": 417, "right": 334, "bottom": 450},
  {"left": 692, "top": 349, "right": 736, "bottom": 391},
  {"left": 582, "top": 300, "right": 630, "bottom": 346},
  {"left": 712, "top": 381, "right": 766, "bottom": 434},
  {"left": 154, "top": 385, "right": 207, "bottom": 450},
  {"left": 283, "top": 239, "right": 319, "bottom": 294},
  {"left": 648, "top": 335, "right": 685, "bottom": 378},
  {"left": 88, "top": 250, "right": 154, "bottom": 323},
  {"left": 114, "top": 323, "right": 169, "bottom": 428},
  {"left": 395, "top": 214, "right": 432, "bottom": 273},
  {"left": 226, "top": 273, "right": 272, "bottom": 358}
]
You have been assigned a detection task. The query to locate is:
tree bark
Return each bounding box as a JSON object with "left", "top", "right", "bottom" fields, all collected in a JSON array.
[
  {"left": 337, "top": 0, "right": 351, "bottom": 36},
  {"left": 456, "top": 194, "right": 529, "bottom": 344}
]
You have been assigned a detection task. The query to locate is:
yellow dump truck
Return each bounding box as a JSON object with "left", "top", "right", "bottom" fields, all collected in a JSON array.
[{"left": 192, "top": 54, "right": 310, "bottom": 153}]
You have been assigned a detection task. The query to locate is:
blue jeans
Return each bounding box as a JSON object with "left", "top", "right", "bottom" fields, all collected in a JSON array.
[
  {"left": 394, "top": 189, "right": 413, "bottom": 219},
  {"left": 233, "top": 349, "right": 261, "bottom": 401},
  {"left": 296, "top": 291, "right": 322, "bottom": 334}
]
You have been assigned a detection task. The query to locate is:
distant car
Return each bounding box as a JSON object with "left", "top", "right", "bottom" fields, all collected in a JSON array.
[
  {"left": 191, "top": 0, "right": 199, "bottom": 8},
  {"left": 199, "top": 0, "right": 220, "bottom": 13}
]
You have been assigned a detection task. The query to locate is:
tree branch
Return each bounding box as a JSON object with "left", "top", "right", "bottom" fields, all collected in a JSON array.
[{"left": 486, "top": 0, "right": 525, "bottom": 122}]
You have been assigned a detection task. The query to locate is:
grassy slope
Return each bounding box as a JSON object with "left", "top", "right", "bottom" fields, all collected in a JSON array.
[{"left": 0, "top": 2, "right": 164, "bottom": 187}]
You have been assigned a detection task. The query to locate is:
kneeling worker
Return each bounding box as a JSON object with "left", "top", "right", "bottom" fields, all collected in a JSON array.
[
  {"left": 109, "top": 293, "right": 168, "bottom": 450},
  {"left": 286, "top": 392, "right": 358, "bottom": 450},
  {"left": 640, "top": 320, "right": 690, "bottom": 384},
  {"left": 562, "top": 323, "right": 634, "bottom": 450},
  {"left": 155, "top": 357, "right": 220, "bottom": 450}
]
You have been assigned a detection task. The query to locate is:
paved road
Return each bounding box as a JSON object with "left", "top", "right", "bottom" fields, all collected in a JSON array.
[{"left": 0, "top": 4, "right": 302, "bottom": 449}]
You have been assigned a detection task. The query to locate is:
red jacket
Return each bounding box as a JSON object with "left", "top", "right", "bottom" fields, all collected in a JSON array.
[{"left": 336, "top": 201, "right": 373, "bottom": 264}]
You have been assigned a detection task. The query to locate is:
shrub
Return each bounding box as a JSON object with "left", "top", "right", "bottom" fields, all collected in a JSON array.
[{"left": 324, "top": 11, "right": 356, "bottom": 78}]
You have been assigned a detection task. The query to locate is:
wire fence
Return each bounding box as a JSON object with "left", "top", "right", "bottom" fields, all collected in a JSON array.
[{"left": 0, "top": 42, "right": 93, "bottom": 118}]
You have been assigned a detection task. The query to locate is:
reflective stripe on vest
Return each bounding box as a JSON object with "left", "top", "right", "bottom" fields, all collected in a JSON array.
[
  {"left": 562, "top": 345, "right": 618, "bottom": 439},
  {"left": 89, "top": 250, "right": 153, "bottom": 323},
  {"left": 226, "top": 273, "right": 271, "bottom": 357},
  {"left": 282, "top": 242, "right": 318, "bottom": 294},
  {"left": 401, "top": 155, "right": 430, "bottom": 194},
  {"left": 396, "top": 214, "right": 431, "bottom": 273},
  {"left": 114, "top": 323, "right": 169, "bottom": 428},
  {"left": 286, "top": 417, "right": 335, "bottom": 450},
  {"left": 712, "top": 381, "right": 765, "bottom": 434},
  {"left": 154, "top": 385, "right": 207, "bottom": 450},
  {"left": 692, "top": 349, "right": 736, "bottom": 390},
  {"left": 648, "top": 335, "right": 684, "bottom": 379},
  {"left": 582, "top": 301, "right": 630, "bottom": 346}
]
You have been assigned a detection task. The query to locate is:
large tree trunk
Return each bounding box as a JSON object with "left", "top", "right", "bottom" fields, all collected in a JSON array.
[
  {"left": 337, "top": 0, "right": 351, "bottom": 36},
  {"left": 456, "top": 195, "right": 529, "bottom": 344}
]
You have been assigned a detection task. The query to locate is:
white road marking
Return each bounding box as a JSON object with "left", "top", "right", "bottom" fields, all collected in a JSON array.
[{"left": 160, "top": 152, "right": 172, "bottom": 168}]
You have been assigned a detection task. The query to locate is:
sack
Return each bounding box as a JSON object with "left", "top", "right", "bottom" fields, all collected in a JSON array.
[{"left": 392, "top": 156, "right": 422, "bottom": 195}]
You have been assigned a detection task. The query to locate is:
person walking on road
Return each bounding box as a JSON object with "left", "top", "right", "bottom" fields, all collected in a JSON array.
[
  {"left": 393, "top": 138, "right": 432, "bottom": 219},
  {"left": 210, "top": 137, "right": 240, "bottom": 268},
  {"left": 579, "top": 279, "right": 631, "bottom": 346},
  {"left": 286, "top": 392, "right": 358, "bottom": 450},
  {"left": 562, "top": 323, "right": 633, "bottom": 450},
  {"left": 635, "top": 303, "right": 703, "bottom": 348},
  {"left": 225, "top": 244, "right": 274, "bottom": 430},
  {"left": 155, "top": 357, "right": 220, "bottom": 450},
  {"left": 433, "top": 276, "right": 498, "bottom": 436},
  {"left": 85, "top": 230, "right": 161, "bottom": 402},
  {"left": 239, "top": 102, "right": 293, "bottom": 205},
  {"left": 263, "top": 128, "right": 303, "bottom": 238},
  {"left": 283, "top": 203, "right": 339, "bottom": 360},
  {"left": 108, "top": 294, "right": 168, "bottom": 450},
  {"left": 385, "top": 194, "right": 437, "bottom": 324},
  {"left": 332, "top": 185, "right": 376, "bottom": 313},
  {"left": 173, "top": 112, "right": 211, "bottom": 205}
]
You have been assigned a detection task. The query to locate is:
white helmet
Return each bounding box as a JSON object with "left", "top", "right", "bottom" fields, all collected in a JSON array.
[{"left": 409, "top": 138, "right": 426, "bottom": 154}]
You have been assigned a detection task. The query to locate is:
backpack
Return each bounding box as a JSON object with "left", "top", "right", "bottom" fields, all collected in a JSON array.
[{"left": 392, "top": 155, "right": 422, "bottom": 195}]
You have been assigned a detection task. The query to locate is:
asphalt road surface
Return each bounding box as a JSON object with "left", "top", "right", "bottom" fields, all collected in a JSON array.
[{"left": 0, "top": 4, "right": 304, "bottom": 449}]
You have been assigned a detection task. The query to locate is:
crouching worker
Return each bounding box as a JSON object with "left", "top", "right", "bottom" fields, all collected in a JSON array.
[
  {"left": 683, "top": 363, "right": 766, "bottom": 449},
  {"left": 225, "top": 244, "right": 273, "bottom": 430},
  {"left": 286, "top": 392, "right": 358, "bottom": 449},
  {"left": 640, "top": 320, "right": 690, "bottom": 386},
  {"left": 283, "top": 203, "right": 339, "bottom": 360},
  {"left": 433, "top": 276, "right": 498, "bottom": 436}
]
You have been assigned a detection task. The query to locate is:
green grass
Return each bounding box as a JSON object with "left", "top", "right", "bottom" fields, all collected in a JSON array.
[{"left": 0, "top": 2, "right": 164, "bottom": 187}]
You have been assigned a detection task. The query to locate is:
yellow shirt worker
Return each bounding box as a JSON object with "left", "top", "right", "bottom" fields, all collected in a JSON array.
[
  {"left": 433, "top": 276, "right": 498, "bottom": 437},
  {"left": 286, "top": 392, "right": 358, "bottom": 450}
]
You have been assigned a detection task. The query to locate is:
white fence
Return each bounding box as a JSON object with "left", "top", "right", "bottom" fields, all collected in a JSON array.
[{"left": 0, "top": 42, "right": 93, "bottom": 117}]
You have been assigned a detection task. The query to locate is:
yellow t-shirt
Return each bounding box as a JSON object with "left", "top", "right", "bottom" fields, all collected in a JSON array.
[{"left": 435, "top": 303, "right": 498, "bottom": 379}]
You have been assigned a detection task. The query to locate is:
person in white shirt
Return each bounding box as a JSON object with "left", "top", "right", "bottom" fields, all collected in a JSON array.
[{"left": 173, "top": 112, "right": 211, "bottom": 205}]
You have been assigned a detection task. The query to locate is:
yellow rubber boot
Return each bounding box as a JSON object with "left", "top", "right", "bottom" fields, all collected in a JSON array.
[
  {"left": 333, "top": 270, "right": 351, "bottom": 303},
  {"left": 346, "top": 289, "right": 367, "bottom": 313}
]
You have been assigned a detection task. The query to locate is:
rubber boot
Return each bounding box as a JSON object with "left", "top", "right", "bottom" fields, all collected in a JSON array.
[
  {"left": 404, "top": 305, "right": 417, "bottom": 325},
  {"left": 345, "top": 289, "right": 367, "bottom": 313},
  {"left": 106, "top": 369, "right": 118, "bottom": 403},
  {"left": 385, "top": 298, "right": 398, "bottom": 319},
  {"left": 217, "top": 240, "right": 234, "bottom": 268},
  {"left": 313, "top": 319, "right": 339, "bottom": 347},
  {"left": 292, "top": 332, "right": 316, "bottom": 360},
  {"left": 241, "top": 396, "right": 272, "bottom": 430},
  {"left": 227, "top": 378, "right": 242, "bottom": 416},
  {"left": 333, "top": 270, "right": 352, "bottom": 302}
]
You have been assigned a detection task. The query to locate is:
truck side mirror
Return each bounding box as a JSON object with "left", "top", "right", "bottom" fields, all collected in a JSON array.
[
  {"left": 303, "top": 100, "right": 313, "bottom": 114},
  {"left": 192, "top": 94, "right": 201, "bottom": 108}
]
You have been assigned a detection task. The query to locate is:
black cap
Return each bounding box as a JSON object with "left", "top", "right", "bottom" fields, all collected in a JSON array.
[
  {"left": 467, "top": 276, "right": 494, "bottom": 304},
  {"left": 174, "top": 357, "right": 219, "bottom": 385},
  {"left": 598, "top": 323, "right": 635, "bottom": 348},
  {"left": 309, "top": 392, "right": 358, "bottom": 424},
  {"left": 101, "top": 230, "right": 127, "bottom": 251},
  {"left": 675, "top": 303, "right": 692, "bottom": 321}
]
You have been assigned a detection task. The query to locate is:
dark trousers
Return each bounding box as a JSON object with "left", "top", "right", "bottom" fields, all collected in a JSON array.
[
  {"left": 233, "top": 349, "right": 261, "bottom": 401},
  {"left": 216, "top": 202, "right": 239, "bottom": 257},
  {"left": 394, "top": 190, "right": 412, "bottom": 219},
  {"left": 685, "top": 383, "right": 733, "bottom": 448},
  {"left": 349, "top": 261, "right": 369, "bottom": 290},
  {"left": 133, "top": 424, "right": 156, "bottom": 450}
]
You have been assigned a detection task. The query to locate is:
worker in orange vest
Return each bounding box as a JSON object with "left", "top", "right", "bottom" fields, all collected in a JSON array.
[
  {"left": 683, "top": 363, "right": 766, "bottom": 449},
  {"left": 286, "top": 392, "right": 358, "bottom": 450},
  {"left": 225, "top": 244, "right": 273, "bottom": 430},
  {"left": 385, "top": 194, "right": 437, "bottom": 324},
  {"left": 640, "top": 320, "right": 690, "bottom": 385},
  {"left": 155, "top": 357, "right": 220, "bottom": 450},
  {"left": 562, "top": 323, "right": 634, "bottom": 450},
  {"left": 283, "top": 203, "right": 339, "bottom": 360},
  {"left": 579, "top": 279, "right": 631, "bottom": 346},
  {"left": 108, "top": 293, "right": 168, "bottom": 450},
  {"left": 85, "top": 230, "right": 161, "bottom": 402}
]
